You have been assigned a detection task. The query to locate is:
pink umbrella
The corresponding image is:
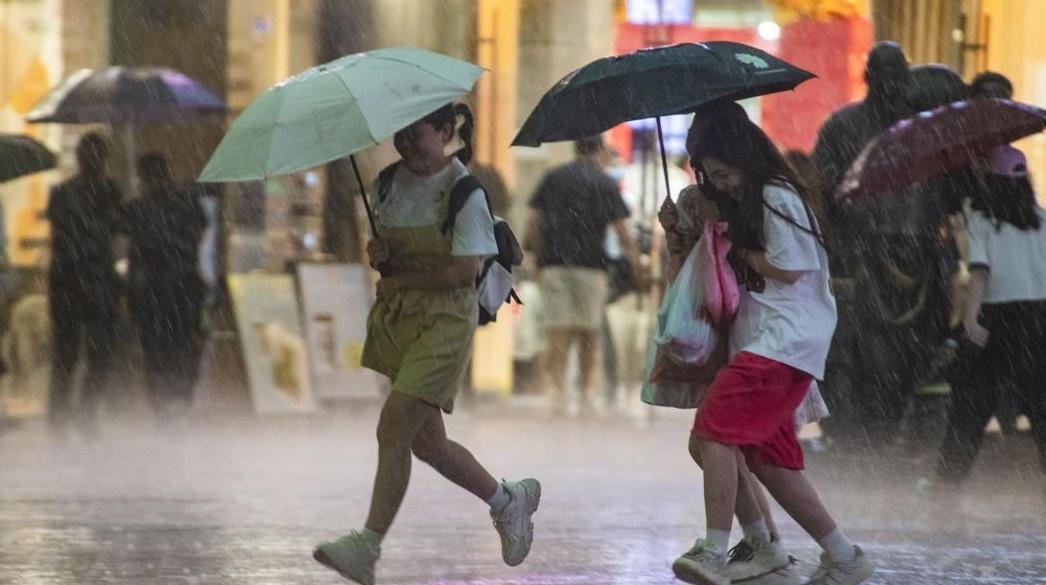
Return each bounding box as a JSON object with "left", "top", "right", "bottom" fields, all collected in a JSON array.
[{"left": 836, "top": 98, "right": 1046, "bottom": 200}]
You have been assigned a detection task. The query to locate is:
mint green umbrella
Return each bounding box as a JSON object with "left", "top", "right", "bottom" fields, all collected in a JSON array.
[{"left": 199, "top": 48, "right": 484, "bottom": 233}]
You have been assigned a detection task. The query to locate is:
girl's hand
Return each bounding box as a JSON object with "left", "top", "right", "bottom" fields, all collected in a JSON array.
[
  {"left": 658, "top": 197, "right": 678, "bottom": 231},
  {"left": 964, "top": 317, "right": 989, "bottom": 348},
  {"left": 367, "top": 238, "right": 390, "bottom": 269}
]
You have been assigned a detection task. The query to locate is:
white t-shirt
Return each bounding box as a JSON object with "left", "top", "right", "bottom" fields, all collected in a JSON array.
[
  {"left": 374, "top": 158, "right": 497, "bottom": 257},
  {"left": 729, "top": 184, "right": 837, "bottom": 380},
  {"left": 965, "top": 208, "right": 1046, "bottom": 304}
]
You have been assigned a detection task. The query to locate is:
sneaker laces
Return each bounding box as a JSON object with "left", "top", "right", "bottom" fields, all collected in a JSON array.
[
  {"left": 727, "top": 540, "right": 755, "bottom": 564},
  {"left": 683, "top": 539, "right": 719, "bottom": 560}
]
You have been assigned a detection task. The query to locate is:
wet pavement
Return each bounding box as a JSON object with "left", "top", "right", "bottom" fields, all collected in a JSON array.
[{"left": 1, "top": 400, "right": 1044, "bottom": 585}]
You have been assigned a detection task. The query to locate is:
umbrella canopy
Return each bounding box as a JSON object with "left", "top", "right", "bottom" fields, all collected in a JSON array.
[
  {"left": 26, "top": 67, "right": 225, "bottom": 124},
  {"left": 198, "top": 48, "right": 484, "bottom": 183},
  {"left": 512, "top": 42, "right": 815, "bottom": 147},
  {"left": 836, "top": 98, "right": 1046, "bottom": 200},
  {"left": 0, "top": 134, "right": 56, "bottom": 183}
]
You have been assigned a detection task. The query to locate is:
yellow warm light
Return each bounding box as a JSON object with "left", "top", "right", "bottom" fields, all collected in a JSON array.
[{"left": 765, "top": 0, "right": 868, "bottom": 22}]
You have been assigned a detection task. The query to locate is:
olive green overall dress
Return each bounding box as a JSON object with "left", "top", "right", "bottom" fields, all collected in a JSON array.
[{"left": 360, "top": 191, "right": 478, "bottom": 414}]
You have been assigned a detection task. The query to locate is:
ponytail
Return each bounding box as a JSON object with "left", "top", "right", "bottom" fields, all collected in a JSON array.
[
  {"left": 453, "top": 103, "right": 474, "bottom": 165},
  {"left": 421, "top": 102, "right": 475, "bottom": 165}
]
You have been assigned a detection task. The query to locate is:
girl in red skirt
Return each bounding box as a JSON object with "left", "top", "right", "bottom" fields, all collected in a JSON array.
[{"left": 671, "top": 115, "right": 873, "bottom": 585}]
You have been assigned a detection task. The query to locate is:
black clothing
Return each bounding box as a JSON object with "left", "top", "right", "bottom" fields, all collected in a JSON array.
[
  {"left": 45, "top": 176, "right": 123, "bottom": 431},
  {"left": 123, "top": 188, "right": 208, "bottom": 415},
  {"left": 529, "top": 160, "right": 629, "bottom": 269},
  {"left": 936, "top": 301, "right": 1046, "bottom": 481}
]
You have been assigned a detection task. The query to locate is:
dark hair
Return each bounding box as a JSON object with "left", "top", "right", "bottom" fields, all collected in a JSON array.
[
  {"left": 76, "top": 132, "right": 110, "bottom": 170},
  {"left": 688, "top": 115, "right": 813, "bottom": 250},
  {"left": 970, "top": 71, "right": 1013, "bottom": 98},
  {"left": 422, "top": 102, "right": 474, "bottom": 165},
  {"left": 971, "top": 173, "right": 1042, "bottom": 231},
  {"left": 574, "top": 135, "right": 605, "bottom": 157},
  {"left": 137, "top": 152, "right": 173, "bottom": 185}
]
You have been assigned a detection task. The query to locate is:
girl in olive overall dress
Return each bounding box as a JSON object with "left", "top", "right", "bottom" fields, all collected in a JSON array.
[{"left": 314, "top": 104, "right": 540, "bottom": 585}]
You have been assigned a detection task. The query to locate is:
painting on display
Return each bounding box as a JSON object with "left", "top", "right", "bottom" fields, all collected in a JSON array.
[
  {"left": 296, "top": 263, "right": 382, "bottom": 401},
  {"left": 229, "top": 273, "right": 316, "bottom": 413}
]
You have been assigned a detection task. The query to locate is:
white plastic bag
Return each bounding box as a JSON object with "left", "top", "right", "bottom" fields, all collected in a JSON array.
[{"left": 641, "top": 243, "right": 727, "bottom": 408}]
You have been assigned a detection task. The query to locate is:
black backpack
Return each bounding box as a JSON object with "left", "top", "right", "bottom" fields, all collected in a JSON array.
[{"left": 377, "top": 162, "right": 523, "bottom": 325}]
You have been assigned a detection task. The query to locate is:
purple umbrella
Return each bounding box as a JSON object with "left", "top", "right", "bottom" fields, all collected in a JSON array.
[{"left": 26, "top": 67, "right": 225, "bottom": 124}]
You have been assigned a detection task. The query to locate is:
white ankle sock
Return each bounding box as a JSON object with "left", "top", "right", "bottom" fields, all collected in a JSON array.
[
  {"left": 486, "top": 483, "right": 511, "bottom": 512},
  {"left": 818, "top": 528, "right": 855, "bottom": 563},
  {"left": 742, "top": 518, "right": 772, "bottom": 543},
  {"left": 361, "top": 528, "right": 384, "bottom": 547},
  {"left": 706, "top": 529, "right": 731, "bottom": 555}
]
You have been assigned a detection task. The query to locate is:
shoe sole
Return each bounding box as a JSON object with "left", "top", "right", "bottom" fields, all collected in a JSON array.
[
  {"left": 732, "top": 559, "right": 799, "bottom": 585},
  {"left": 313, "top": 547, "right": 373, "bottom": 585},
  {"left": 729, "top": 557, "right": 795, "bottom": 583},
  {"left": 672, "top": 559, "right": 729, "bottom": 585},
  {"left": 504, "top": 479, "right": 542, "bottom": 567}
]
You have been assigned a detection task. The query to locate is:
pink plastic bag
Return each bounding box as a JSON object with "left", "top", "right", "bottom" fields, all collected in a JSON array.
[{"left": 696, "top": 221, "right": 739, "bottom": 326}]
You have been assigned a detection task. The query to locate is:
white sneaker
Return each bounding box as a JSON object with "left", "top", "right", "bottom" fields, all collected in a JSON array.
[
  {"left": 672, "top": 539, "right": 729, "bottom": 585},
  {"left": 803, "top": 546, "right": 873, "bottom": 585},
  {"left": 726, "top": 537, "right": 791, "bottom": 582},
  {"left": 490, "top": 478, "right": 541, "bottom": 566},
  {"left": 313, "top": 531, "right": 380, "bottom": 585}
]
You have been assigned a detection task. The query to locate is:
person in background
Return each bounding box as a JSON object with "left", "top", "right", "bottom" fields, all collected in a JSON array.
[
  {"left": 122, "top": 153, "right": 208, "bottom": 423},
  {"left": 45, "top": 132, "right": 124, "bottom": 440},
  {"left": 918, "top": 146, "right": 1046, "bottom": 495},
  {"left": 312, "top": 104, "right": 540, "bottom": 585},
  {"left": 526, "top": 135, "right": 639, "bottom": 416},
  {"left": 970, "top": 71, "right": 1013, "bottom": 100},
  {"left": 968, "top": 70, "right": 1022, "bottom": 436}
]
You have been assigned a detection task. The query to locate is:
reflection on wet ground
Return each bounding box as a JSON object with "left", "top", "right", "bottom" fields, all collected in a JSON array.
[{"left": 1, "top": 402, "right": 1043, "bottom": 584}]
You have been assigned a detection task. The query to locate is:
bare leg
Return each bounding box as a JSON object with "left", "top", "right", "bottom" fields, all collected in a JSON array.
[
  {"left": 753, "top": 465, "right": 837, "bottom": 541},
  {"left": 690, "top": 434, "right": 775, "bottom": 535},
  {"left": 364, "top": 392, "right": 437, "bottom": 534},
  {"left": 576, "top": 329, "right": 603, "bottom": 402},
  {"left": 543, "top": 329, "right": 573, "bottom": 407},
  {"left": 698, "top": 438, "right": 741, "bottom": 532},
  {"left": 412, "top": 408, "right": 499, "bottom": 501}
]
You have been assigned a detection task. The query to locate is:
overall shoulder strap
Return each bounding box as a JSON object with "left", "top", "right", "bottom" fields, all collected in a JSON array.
[
  {"left": 376, "top": 161, "right": 402, "bottom": 203},
  {"left": 442, "top": 174, "right": 489, "bottom": 235}
]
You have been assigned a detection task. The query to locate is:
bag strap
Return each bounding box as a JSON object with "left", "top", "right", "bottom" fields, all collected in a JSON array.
[
  {"left": 376, "top": 161, "right": 401, "bottom": 203},
  {"left": 442, "top": 174, "right": 490, "bottom": 235}
]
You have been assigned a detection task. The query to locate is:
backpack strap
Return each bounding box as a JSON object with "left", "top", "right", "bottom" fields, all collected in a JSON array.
[
  {"left": 441, "top": 174, "right": 490, "bottom": 235},
  {"left": 376, "top": 161, "right": 402, "bottom": 203}
]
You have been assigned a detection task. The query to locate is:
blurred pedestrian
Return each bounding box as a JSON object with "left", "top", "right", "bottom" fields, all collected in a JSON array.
[
  {"left": 312, "top": 104, "right": 540, "bottom": 585},
  {"left": 811, "top": 42, "right": 924, "bottom": 444},
  {"left": 45, "top": 132, "right": 124, "bottom": 440},
  {"left": 919, "top": 146, "right": 1046, "bottom": 493},
  {"left": 122, "top": 153, "right": 207, "bottom": 423},
  {"left": 970, "top": 71, "right": 1014, "bottom": 99},
  {"left": 968, "top": 70, "right": 1022, "bottom": 435},
  {"left": 673, "top": 114, "right": 873, "bottom": 585},
  {"left": 526, "top": 135, "right": 639, "bottom": 416}
]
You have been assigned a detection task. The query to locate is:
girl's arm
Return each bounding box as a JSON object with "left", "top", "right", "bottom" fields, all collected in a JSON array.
[
  {"left": 736, "top": 248, "right": 803, "bottom": 285},
  {"left": 376, "top": 256, "right": 484, "bottom": 296},
  {"left": 963, "top": 266, "right": 990, "bottom": 347}
]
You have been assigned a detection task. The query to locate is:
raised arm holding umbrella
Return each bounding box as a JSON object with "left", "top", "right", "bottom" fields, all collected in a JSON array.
[{"left": 199, "top": 48, "right": 544, "bottom": 584}]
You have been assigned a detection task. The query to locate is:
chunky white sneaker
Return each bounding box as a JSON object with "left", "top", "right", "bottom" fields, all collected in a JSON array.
[
  {"left": 803, "top": 546, "right": 874, "bottom": 585},
  {"left": 491, "top": 478, "right": 541, "bottom": 566},
  {"left": 726, "top": 537, "right": 791, "bottom": 582},
  {"left": 672, "top": 539, "right": 729, "bottom": 585},
  {"left": 313, "top": 531, "right": 380, "bottom": 585}
]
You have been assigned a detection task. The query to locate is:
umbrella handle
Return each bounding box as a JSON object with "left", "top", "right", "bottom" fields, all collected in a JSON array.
[
  {"left": 656, "top": 117, "right": 672, "bottom": 202},
  {"left": 350, "top": 154, "right": 380, "bottom": 238}
]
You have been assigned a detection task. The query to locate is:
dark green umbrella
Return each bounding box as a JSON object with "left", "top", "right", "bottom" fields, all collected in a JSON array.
[
  {"left": 0, "top": 134, "right": 57, "bottom": 184},
  {"left": 513, "top": 42, "right": 815, "bottom": 198}
]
